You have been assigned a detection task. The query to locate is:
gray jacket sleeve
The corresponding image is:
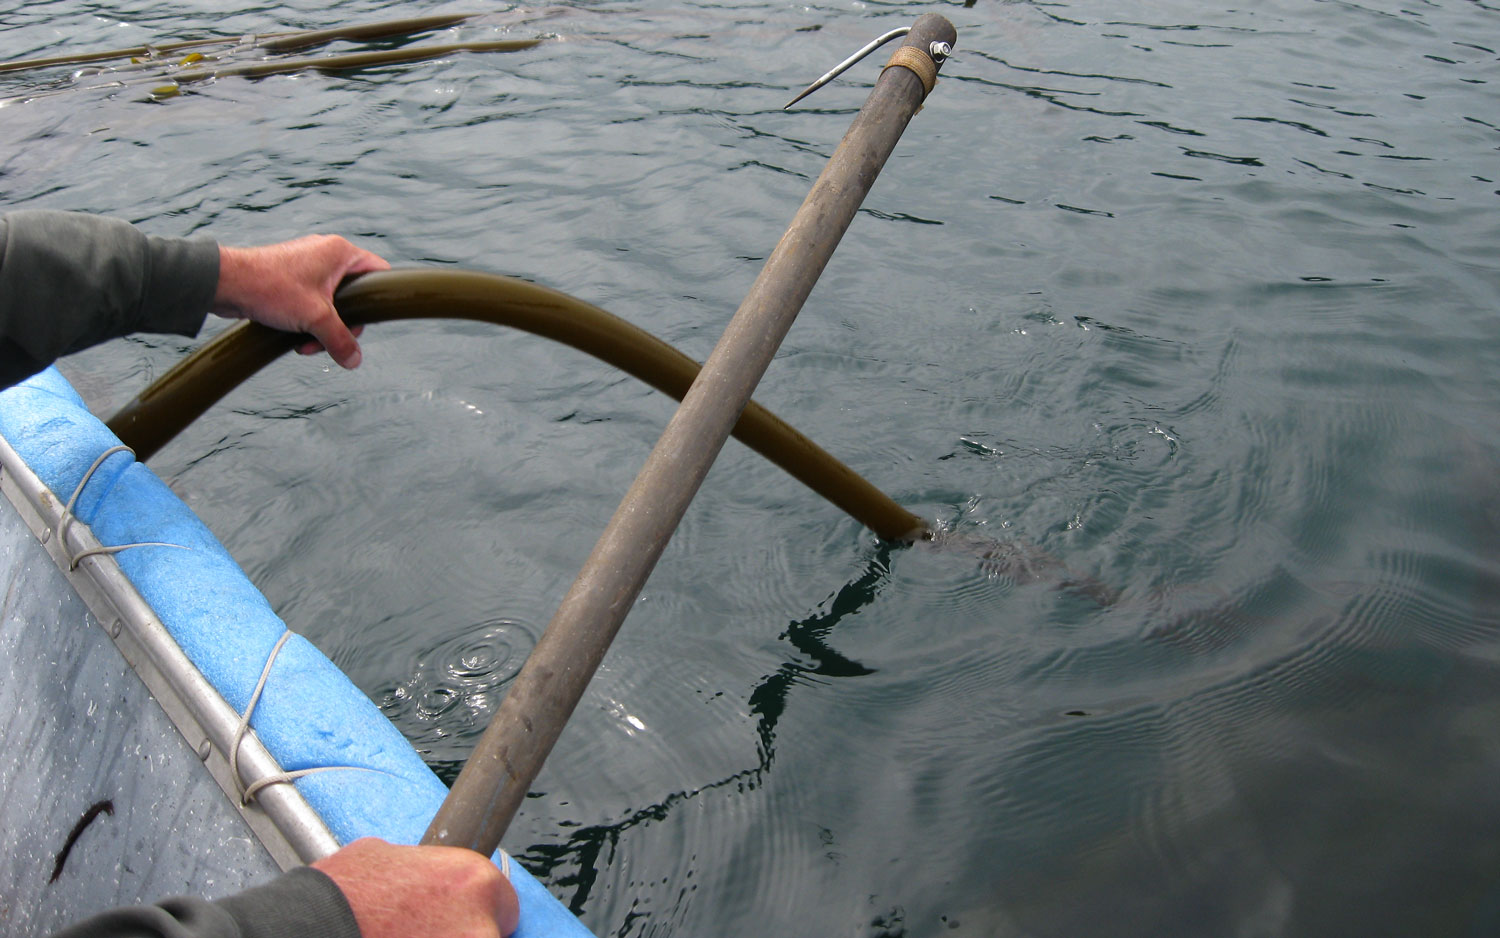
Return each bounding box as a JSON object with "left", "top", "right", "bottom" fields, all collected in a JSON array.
[
  {"left": 48, "top": 866, "right": 362, "bottom": 938},
  {"left": 0, "top": 210, "right": 220, "bottom": 387}
]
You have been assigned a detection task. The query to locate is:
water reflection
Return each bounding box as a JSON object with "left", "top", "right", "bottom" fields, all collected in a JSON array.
[
  {"left": 516, "top": 547, "right": 893, "bottom": 914},
  {"left": 383, "top": 617, "right": 536, "bottom": 758}
]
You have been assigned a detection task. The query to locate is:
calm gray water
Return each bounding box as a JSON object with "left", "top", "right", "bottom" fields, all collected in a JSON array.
[{"left": 5, "top": 1, "right": 1499, "bottom": 935}]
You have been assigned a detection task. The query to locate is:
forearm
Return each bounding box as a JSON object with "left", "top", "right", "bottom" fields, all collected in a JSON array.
[
  {"left": 48, "top": 866, "right": 360, "bottom": 938},
  {"left": 0, "top": 210, "right": 218, "bottom": 386}
]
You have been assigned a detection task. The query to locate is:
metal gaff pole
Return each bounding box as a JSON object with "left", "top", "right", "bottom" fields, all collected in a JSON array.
[{"left": 423, "top": 12, "right": 957, "bottom": 855}]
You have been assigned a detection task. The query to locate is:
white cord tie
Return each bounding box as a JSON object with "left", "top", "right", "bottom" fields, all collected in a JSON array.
[
  {"left": 60, "top": 445, "right": 189, "bottom": 570},
  {"left": 229, "top": 629, "right": 391, "bottom": 806}
]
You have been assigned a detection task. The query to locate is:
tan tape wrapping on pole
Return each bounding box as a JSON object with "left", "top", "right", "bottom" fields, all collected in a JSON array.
[{"left": 883, "top": 44, "right": 937, "bottom": 98}]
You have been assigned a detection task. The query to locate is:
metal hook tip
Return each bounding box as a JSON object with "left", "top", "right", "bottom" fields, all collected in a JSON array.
[
  {"left": 783, "top": 87, "right": 817, "bottom": 110},
  {"left": 782, "top": 25, "right": 911, "bottom": 110}
]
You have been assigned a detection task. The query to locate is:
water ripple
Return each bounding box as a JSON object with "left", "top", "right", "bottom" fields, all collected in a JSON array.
[{"left": 381, "top": 618, "right": 536, "bottom": 764}]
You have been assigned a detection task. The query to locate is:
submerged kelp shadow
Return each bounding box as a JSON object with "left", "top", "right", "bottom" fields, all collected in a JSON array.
[
  {"left": 506, "top": 545, "right": 895, "bottom": 914},
  {"left": 455, "top": 530, "right": 1122, "bottom": 915},
  {"left": 921, "top": 524, "right": 1122, "bottom": 606}
]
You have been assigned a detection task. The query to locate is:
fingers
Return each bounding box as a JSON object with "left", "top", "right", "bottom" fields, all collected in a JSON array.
[
  {"left": 314, "top": 244, "right": 387, "bottom": 367},
  {"left": 343, "top": 245, "right": 391, "bottom": 277},
  {"left": 306, "top": 304, "right": 363, "bottom": 369},
  {"left": 297, "top": 325, "right": 363, "bottom": 357},
  {"left": 321, "top": 239, "right": 390, "bottom": 296},
  {"left": 305, "top": 238, "right": 386, "bottom": 368},
  {"left": 492, "top": 862, "right": 521, "bottom": 938}
]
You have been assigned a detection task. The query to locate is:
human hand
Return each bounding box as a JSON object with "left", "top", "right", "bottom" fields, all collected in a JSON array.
[
  {"left": 311, "top": 837, "right": 520, "bottom": 938},
  {"left": 212, "top": 235, "right": 389, "bottom": 369}
]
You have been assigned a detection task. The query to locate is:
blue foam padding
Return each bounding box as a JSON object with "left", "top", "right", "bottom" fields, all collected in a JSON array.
[{"left": 0, "top": 367, "right": 591, "bottom": 938}]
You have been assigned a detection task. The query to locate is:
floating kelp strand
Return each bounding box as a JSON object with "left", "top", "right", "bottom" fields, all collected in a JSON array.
[
  {"left": 1, "top": 35, "right": 240, "bottom": 74},
  {"left": 169, "top": 40, "right": 544, "bottom": 84},
  {"left": 0, "top": 13, "right": 479, "bottom": 74},
  {"left": 0, "top": 38, "right": 544, "bottom": 108},
  {"left": 257, "top": 14, "right": 477, "bottom": 53}
]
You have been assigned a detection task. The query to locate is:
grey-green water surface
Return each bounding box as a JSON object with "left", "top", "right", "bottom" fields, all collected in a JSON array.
[{"left": 4, "top": 1, "right": 1499, "bottom": 935}]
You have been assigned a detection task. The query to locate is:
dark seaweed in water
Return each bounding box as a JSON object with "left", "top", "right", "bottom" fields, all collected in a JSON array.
[{"left": 8, "top": 0, "right": 1500, "bottom": 935}]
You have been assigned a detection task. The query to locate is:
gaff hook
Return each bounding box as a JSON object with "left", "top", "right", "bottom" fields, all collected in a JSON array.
[{"left": 783, "top": 26, "right": 952, "bottom": 110}]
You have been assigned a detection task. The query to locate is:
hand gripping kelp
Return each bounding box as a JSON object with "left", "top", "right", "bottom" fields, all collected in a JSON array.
[
  {"left": 107, "top": 271, "right": 928, "bottom": 543},
  {"left": 110, "top": 272, "right": 1116, "bottom": 600}
]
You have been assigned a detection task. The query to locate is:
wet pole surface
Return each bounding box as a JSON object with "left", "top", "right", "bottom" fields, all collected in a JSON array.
[{"left": 423, "top": 13, "right": 957, "bottom": 855}]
